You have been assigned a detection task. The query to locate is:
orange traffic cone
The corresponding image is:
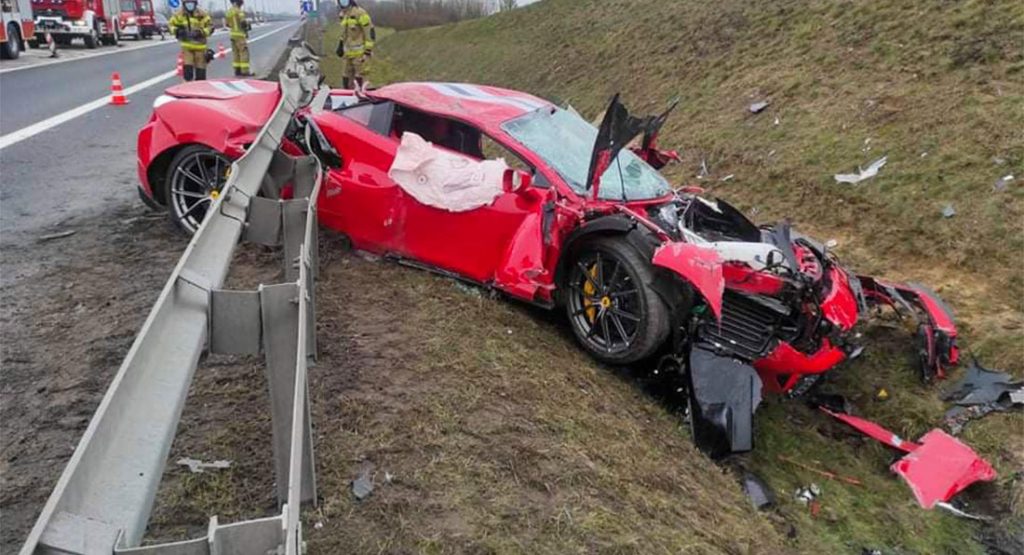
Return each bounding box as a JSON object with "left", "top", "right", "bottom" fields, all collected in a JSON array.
[
  {"left": 175, "top": 52, "right": 184, "bottom": 78},
  {"left": 217, "top": 42, "right": 226, "bottom": 59},
  {"left": 109, "top": 72, "right": 129, "bottom": 105}
]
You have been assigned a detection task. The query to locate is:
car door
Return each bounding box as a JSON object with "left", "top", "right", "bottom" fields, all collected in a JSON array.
[
  {"left": 314, "top": 101, "right": 405, "bottom": 254},
  {"left": 394, "top": 130, "right": 547, "bottom": 288}
]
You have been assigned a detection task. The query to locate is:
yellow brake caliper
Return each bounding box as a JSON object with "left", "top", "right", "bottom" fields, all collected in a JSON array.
[{"left": 583, "top": 264, "right": 611, "bottom": 324}]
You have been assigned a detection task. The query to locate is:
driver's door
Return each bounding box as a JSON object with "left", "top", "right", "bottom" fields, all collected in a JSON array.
[{"left": 394, "top": 132, "right": 546, "bottom": 289}]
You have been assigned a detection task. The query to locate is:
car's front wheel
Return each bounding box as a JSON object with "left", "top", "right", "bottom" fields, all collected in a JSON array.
[
  {"left": 164, "top": 145, "right": 232, "bottom": 234},
  {"left": 565, "top": 237, "right": 670, "bottom": 365}
]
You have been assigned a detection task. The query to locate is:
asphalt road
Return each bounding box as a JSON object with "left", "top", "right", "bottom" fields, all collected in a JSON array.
[{"left": 0, "top": 19, "right": 301, "bottom": 243}]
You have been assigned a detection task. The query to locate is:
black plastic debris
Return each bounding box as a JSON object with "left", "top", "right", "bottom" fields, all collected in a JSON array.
[
  {"left": 687, "top": 347, "right": 762, "bottom": 457},
  {"left": 351, "top": 469, "right": 374, "bottom": 501},
  {"left": 943, "top": 357, "right": 1022, "bottom": 406},
  {"left": 941, "top": 357, "right": 1022, "bottom": 434},
  {"left": 749, "top": 100, "right": 770, "bottom": 114},
  {"left": 805, "top": 392, "right": 851, "bottom": 415},
  {"left": 741, "top": 472, "right": 775, "bottom": 510}
]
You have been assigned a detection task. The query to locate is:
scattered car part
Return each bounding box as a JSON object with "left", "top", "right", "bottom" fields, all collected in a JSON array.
[
  {"left": 177, "top": 458, "right": 232, "bottom": 473},
  {"left": 935, "top": 501, "right": 993, "bottom": 521},
  {"left": 352, "top": 469, "right": 374, "bottom": 501},
  {"left": 943, "top": 356, "right": 1023, "bottom": 406},
  {"left": 687, "top": 347, "right": 762, "bottom": 456},
  {"left": 748, "top": 100, "right": 770, "bottom": 114},
  {"left": 741, "top": 472, "right": 775, "bottom": 509},
  {"left": 993, "top": 174, "right": 1014, "bottom": 191},
  {"left": 941, "top": 204, "right": 956, "bottom": 218},
  {"left": 822, "top": 409, "right": 996, "bottom": 509},
  {"left": 834, "top": 156, "right": 887, "bottom": 184}
]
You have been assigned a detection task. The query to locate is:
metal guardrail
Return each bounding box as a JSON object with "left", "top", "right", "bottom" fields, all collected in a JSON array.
[{"left": 21, "top": 45, "right": 326, "bottom": 555}]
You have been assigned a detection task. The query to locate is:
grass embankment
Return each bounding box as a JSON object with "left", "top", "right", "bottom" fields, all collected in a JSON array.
[{"left": 315, "top": 2, "right": 1023, "bottom": 552}]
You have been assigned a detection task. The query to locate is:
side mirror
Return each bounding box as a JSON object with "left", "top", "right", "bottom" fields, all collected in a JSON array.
[{"left": 503, "top": 169, "right": 532, "bottom": 193}]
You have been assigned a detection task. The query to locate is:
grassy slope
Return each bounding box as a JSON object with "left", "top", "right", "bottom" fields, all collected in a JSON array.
[{"left": 315, "top": 1, "right": 1024, "bottom": 552}]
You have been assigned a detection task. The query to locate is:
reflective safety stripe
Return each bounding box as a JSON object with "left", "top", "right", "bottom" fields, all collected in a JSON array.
[
  {"left": 230, "top": 31, "right": 246, "bottom": 38},
  {"left": 181, "top": 41, "right": 207, "bottom": 50},
  {"left": 232, "top": 62, "right": 251, "bottom": 68}
]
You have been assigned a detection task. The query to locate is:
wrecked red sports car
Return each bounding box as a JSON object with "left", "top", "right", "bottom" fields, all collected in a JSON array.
[{"left": 137, "top": 79, "right": 959, "bottom": 456}]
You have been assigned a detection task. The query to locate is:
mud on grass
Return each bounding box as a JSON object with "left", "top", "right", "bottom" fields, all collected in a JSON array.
[{"left": 303, "top": 241, "right": 783, "bottom": 554}]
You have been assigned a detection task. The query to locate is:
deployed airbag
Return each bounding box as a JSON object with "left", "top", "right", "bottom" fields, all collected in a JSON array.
[{"left": 388, "top": 132, "right": 509, "bottom": 212}]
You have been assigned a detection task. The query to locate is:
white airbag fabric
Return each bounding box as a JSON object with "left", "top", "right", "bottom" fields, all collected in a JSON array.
[{"left": 388, "top": 132, "right": 508, "bottom": 212}]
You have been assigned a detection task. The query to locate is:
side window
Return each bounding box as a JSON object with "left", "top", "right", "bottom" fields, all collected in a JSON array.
[
  {"left": 481, "top": 135, "right": 548, "bottom": 188},
  {"left": 337, "top": 101, "right": 394, "bottom": 137}
]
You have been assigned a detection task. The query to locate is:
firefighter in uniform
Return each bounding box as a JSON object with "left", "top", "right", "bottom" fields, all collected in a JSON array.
[
  {"left": 335, "top": 0, "right": 375, "bottom": 90},
  {"left": 169, "top": 0, "right": 212, "bottom": 81},
  {"left": 226, "top": 0, "right": 253, "bottom": 77}
]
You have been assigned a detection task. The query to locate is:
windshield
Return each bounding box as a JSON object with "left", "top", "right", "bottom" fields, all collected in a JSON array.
[
  {"left": 120, "top": 0, "right": 135, "bottom": 11},
  {"left": 140, "top": 0, "right": 152, "bottom": 11},
  {"left": 501, "top": 107, "right": 671, "bottom": 201}
]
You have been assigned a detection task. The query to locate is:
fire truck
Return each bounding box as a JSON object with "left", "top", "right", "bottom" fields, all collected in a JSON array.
[
  {"left": 1, "top": 0, "right": 34, "bottom": 59},
  {"left": 117, "top": 0, "right": 155, "bottom": 39},
  {"left": 32, "top": 0, "right": 121, "bottom": 48}
]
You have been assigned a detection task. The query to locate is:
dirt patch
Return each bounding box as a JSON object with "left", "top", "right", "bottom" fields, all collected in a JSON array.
[{"left": 0, "top": 206, "right": 186, "bottom": 551}]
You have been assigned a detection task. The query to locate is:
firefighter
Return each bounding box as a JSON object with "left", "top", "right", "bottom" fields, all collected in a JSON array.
[
  {"left": 226, "top": 0, "right": 253, "bottom": 77},
  {"left": 335, "top": 0, "right": 375, "bottom": 90},
  {"left": 169, "top": 0, "right": 212, "bottom": 81}
]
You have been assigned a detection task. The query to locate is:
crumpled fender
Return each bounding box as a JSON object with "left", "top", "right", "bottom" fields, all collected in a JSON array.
[
  {"left": 652, "top": 242, "right": 724, "bottom": 321},
  {"left": 495, "top": 211, "right": 549, "bottom": 300}
]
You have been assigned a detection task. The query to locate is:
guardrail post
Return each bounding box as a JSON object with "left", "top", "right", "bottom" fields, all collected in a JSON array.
[{"left": 260, "top": 282, "right": 317, "bottom": 505}]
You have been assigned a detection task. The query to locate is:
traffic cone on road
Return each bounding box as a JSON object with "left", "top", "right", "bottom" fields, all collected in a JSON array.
[
  {"left": 175, "top": 52, "right": 184, "bottom": 78},
  {"left": 109, "top": 72, "right": 129, "bottom": 106},
  {"left": 217, "top": 42, "right": 226, "bottom": 59}
]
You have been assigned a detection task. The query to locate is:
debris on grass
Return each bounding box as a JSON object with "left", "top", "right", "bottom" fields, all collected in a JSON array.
[
  {"left": 993, "top": 174, "right": 1014, "bottom": 191},
  {"left": 778, "top": 455, "right": 863, "bottom": 486},
  {"left": 935, "top": 501, "right": 992, "bottom": 521},
  {"left": 38, "top": 230, "right": 76, "bottom": 242},
  {"left": 875, "top": 388, "right": 890, "bottom": 401},
  {"left": 720, "top": 174, "right": 735, "bottom": 182},
  {"left": 741, "top": 472, "right": 775, "bottom": 510},
  {"left": 794, "top": 484, "right": 822, "bottom": 517},
  {"left": 454, "top": 281, "right": 482, "bottom": 297},
  {"left": 943, "top": 357, "right": 1022, "bottom": 406},
  {"left": 834, "top": 156, "right": 887, "bottom": 184},
  {"left": 176, "top": 458, "right": 232, "bottom": 473},
  {"left": 941, "top": 204, "right": 956, "bottom": 218},
  {"left": 822, "top": 409, "right": 996, "bottom": 509},
  {"left": 697, "top": 157, "right": 710, "bottom": 179},
  {"left": 748, "top": 100, "right": 770, "bottom": 114},
  {"left": 352, "top": 469, "right": 374, "bottom": 501}
]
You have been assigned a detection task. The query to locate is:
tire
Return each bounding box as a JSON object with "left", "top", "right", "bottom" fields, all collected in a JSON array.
[
  {"left": 163, "top": 145, "right": 232, "bottom": 234},
  {"left": 84, "top": 28, "right": 98, "bottom": 48},
  {"left": 1, "top": 25, "right": 21, "bottom": 59},
  {"left": 565, "top": 236, "right": 671, "bottom": 364}
]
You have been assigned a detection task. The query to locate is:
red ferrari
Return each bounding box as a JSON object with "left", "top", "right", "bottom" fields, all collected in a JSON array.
[{"left": 137, "top": 78, "right": 959, "bottom": 455}]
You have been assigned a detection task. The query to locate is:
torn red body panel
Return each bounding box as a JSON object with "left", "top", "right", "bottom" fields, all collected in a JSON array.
[
  {"left": 651, "top": 242, "right": 724, "bottom": 320},
  {"left": 755, "top": 341, "right": 848, "bottom": 394},
  {"left": 494, "top": 211, "right": 549, "bottom": 299},
  {"left": 823, "top": 409, "right": 995, "bottom": 508},
  {"left": 892, "top": 429, "right": 997, "bottom": 509}
]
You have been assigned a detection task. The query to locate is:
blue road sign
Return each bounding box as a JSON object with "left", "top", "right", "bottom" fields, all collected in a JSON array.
[{"left": 167, "top": 0, "right": 180, "bottom": 8}]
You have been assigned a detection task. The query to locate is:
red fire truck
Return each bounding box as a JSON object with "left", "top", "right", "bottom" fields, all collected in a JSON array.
[
  {"left": 117, "top": 0, "right": 155, "bottom": 39},
  {"left": 32, "top": 0, "right": 120, "bottom": 48},
  {"left": 1, "top": 0, "right": 35, "bottom": 59}
]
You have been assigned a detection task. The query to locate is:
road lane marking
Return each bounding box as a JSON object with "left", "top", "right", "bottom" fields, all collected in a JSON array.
[
  {"left": 0, "top": 25, "right": 275, "bottom": 75},
  {"left": 0, "top": 21, "right": 299, "bottom": 151}
]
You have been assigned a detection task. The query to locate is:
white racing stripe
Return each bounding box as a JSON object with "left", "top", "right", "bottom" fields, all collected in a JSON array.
[{"left": 0, "top": 21, "right": 298, "bottom": 151}]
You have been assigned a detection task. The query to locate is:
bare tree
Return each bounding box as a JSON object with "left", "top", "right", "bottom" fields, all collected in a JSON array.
[{"left": 498, "top": 0, "right": 516, "bottom": 11}]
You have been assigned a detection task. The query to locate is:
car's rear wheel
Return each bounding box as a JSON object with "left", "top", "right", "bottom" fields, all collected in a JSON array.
[
  {"left": 566, "top": 237, "right": 670, "bottom": 364},
  {"left": 164, "top": 145, "right": 231, "bottom": 234}
]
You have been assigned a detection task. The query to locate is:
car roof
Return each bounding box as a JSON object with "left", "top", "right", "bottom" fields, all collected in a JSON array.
[{"left": 367, "top": 82, "right": 554, "bottom": 135}]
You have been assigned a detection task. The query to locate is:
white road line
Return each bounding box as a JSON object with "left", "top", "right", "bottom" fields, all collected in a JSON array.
[
  {"left": 0, "top": 27, "right": 245, "bottom": 75},
  {"left": 0, "top": 21, "right": 299, "bottom": 151}
]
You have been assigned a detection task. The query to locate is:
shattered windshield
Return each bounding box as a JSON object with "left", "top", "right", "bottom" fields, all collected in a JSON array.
[{"left": 501, "top": 107, "right": 671, "bottom": 201}]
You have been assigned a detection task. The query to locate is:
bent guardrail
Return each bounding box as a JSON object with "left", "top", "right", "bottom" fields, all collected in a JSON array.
[{"left": 21, "top": 45, "right": 326, "bottom": 555}]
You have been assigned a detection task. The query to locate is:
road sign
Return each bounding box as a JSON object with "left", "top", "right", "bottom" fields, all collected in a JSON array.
[{"left": 167, "top": 0, "right": 180, "bottom": 8}]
